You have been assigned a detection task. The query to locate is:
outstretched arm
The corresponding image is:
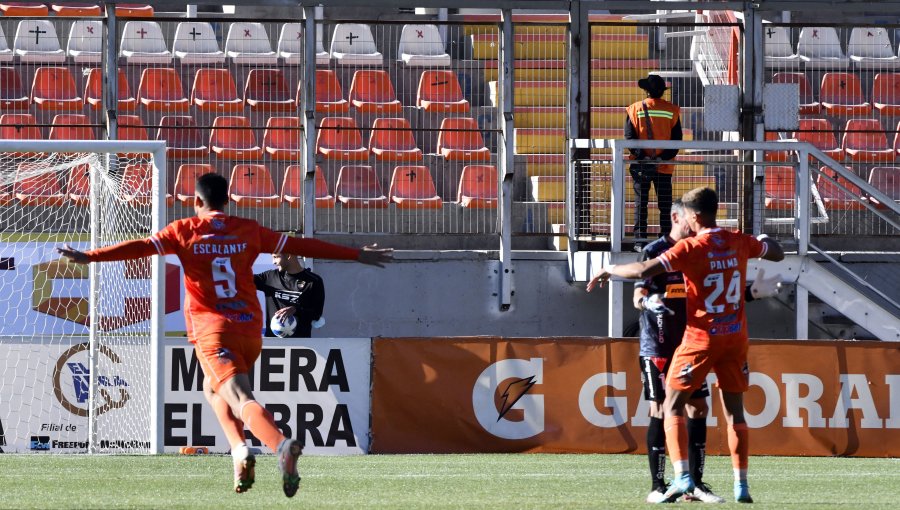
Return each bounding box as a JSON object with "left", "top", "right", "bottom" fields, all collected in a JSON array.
[
  {"left": 277, "top": 233, "right": 393, "bottom": 268},
  {"left": 56, "top": 239, "right": 157, "bottom": 264},
  {"left": 586, "top": 258, "right": 666, "bottom": 292}
]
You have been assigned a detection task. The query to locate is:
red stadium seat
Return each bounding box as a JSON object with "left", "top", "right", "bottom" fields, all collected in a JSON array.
[
  {"left": 49, "top": 114, "right": 96, "bottom": 141},
  {"left": 417, "top": 70, "right": 470, "bottom": 113},
  {"left": 820, "top": 72, "right": 872, "bottom": 117},
  {"left": 457, "top": 165, "right": 498, "bottom": 208},
  {"left": 335, "top": 165, "right": 388, "bottom": 208},
  {"left": 263, "top": 116, "right": 301, "bottom": 161},
  {"left": 348, "top": 70, "right": 402, "bottom": 113},
  {"left": 209, "top": 116, "right": 263, "bottom": 160},
  {"left": 867, "top": 166, "right": 900, "bottom": 207},
  {"left": 115, "top": 4, "right": 154, "bottom": 17},
  {"left": 369, "top": 117, "right": 422, "bottom": 162},
  {"left": 1, "top": 3, "right": 48, "bottom": 16},
  {"left": 437, "top": 117, "right": 491, "bottom": 161},
  {"left": 137, "top": 67, "right": 189, "bottom": 112},
  {"left": 316, "top": 117, "right": 368, "bottom": 161},
  {"left": 794, "top": 118, "right": 843, "bottom": 162},
  {"left": 84, "top": 68, "right": 137, "bottom": 111},
  {"left": 841, "top": 119, "right": 894, "bottom": 163},
  {"left": 192, "top": 68, "right": 243, "bottom": 113},
  {"left": 228, "top": 164, "right": 280, "bottom": 208},
  {"left": 281, "top": 164, "right": 335, "bottom": 209},
  {"left": 314, "top": 69, "right": 349, "bottom": 113},
  {"left": 118, "top": 115, "right": 149, "bottom": 141},
  {"left": 0, "top": 67, "right": 29, "bottom": 111},
  {"left": 872, "top": 73, "right": 900, "bottom": 117},
  {"left": 816, "top": 169, "right": 865, "bottom": 210},
  {"left": 389, "top": 166, "right": 442, "bottom": 209},
  {"left": 764, "top": 166, "right": 795, "bottom": 210},
  {"left": 244, "top": 69, "right": 295, "bottom": 112},
  {"left": 52, "top": 3, "right": 102, "bottom": 16},
  {"left": 31, "top": 67, "right": 82, "bottom": 111},
  {"left": 14, "top": 162, "right": 65, "bottom": 206},
  {"left": 157, "top": 116, "right": 207, "bottom": 160},
  {"left": 764, "top": 131, "right": 791, "bottom": 163},
  {"left": 121, "top": 163, "right": 174, "bottom": 207},
  {"left": 0, "top": 113, "right": 40, "bottom": 140},
  {"left": 771, "top": 72, "right": 820, "bottom": 115},
  {"left": 66, "top": 164, "right": 91, "bottom": 206},
  {"left": 173, "top": 164, "right": 215, "bottom": 205}
]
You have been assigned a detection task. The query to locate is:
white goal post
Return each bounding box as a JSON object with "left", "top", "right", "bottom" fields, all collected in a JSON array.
[{"left": 0, "top": 140, "right": 167, "bottom": 454}]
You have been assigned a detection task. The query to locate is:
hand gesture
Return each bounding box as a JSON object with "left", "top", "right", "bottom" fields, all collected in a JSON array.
[
  {"left": 274, "top": 306, "right": 297, "bottom": 321},
  {"left": 643, "top": 294, "right": 675, "bottom": 315},
  {"left": 586, "top": 268, "right": 611, "bottom": 292},
  {"left": 357, "top": 244, "right": 393, "bottom": 268},
  {"left": 751, "top": 268, "right": 782, "bottom": 299},
  {"left": 55, "top": 244, "right": 89, "bottom": 264}
]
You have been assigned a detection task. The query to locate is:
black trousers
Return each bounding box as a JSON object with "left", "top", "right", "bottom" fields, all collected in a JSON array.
[{"left": 630, "top": 165, "right": 673, "bottom": 240}]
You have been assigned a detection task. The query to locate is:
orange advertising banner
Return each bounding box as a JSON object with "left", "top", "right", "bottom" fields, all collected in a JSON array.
[{"left": 370, "top": 337, "right": 900, "bottom": 457}]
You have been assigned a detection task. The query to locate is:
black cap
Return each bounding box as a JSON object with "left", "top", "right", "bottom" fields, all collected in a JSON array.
[{"left": 637, "top": 74, "right": 668, "bottom": 96}]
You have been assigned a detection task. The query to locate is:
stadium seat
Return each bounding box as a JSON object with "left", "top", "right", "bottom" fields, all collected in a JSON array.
[
  {"left": 210, "top": 116, "right": 263, "bottom": 160},
  {"left": 120, "top": 21, "right": 172, "bottom": 65},
  {"left": 52, "top": 3, "right": 102, "bottom": 16},
  {"left": 191, "top": 68, "right": 243, "bottom": 113},
  {"left": 816, "top": 169, "right": 865, "bottom": 210},
  {"left": 67, "top": 20, "right": 102, "bottom": 63},
  {"left": 867, "top": 166, "right": 900, "bottom": 207},
  {"left": 31, "top": 67, "right": 82, "bottom": 111},
  {"left": 173, "top": 163, "right": 214, "bottom": 204},
  {"left": 137, "top": 67, "right": 190, "bottom": 112},
  {"left": 228, "top": 164, "right": 280, "bottom": 207},
  {"left": 398, "top": 24, "right": 451, "bottom": 67},
  {"left": 84, "top": 68, "right": 137, "bottom": 111},
  {"left": 436, "top": 117, "right": 491, "bottom": 161},
  {"left": 762, "top": 24, "right": 800, "bottom": 68},
  {"left": 819, "top": 72, "right": 871, "bottom": 116},
  {"left": 314, "top": 69, "right": 349, "bottom": 113},
  {"left": 49, "top": 114, "right": 95, "bottom": 141},
  {"left": 157, "top": 116, "right": 207, "bottom": 160},
  {"left": 1, "top": 3, "right": 48, "bottom": 16},
  {"left": 369, "top": 117, "right": 422, "bottom": 162},
  {"left": 764, "top": 131, "right": 791, "bottom": 163},
  {"left": 417, "top": 70, "right": 470, "bottom": 113},
  {"left": 115, "top": 4, "right": 154, "bottom": 17},
  {"left": 263, "top": 116, "right": 301, "bottom": 161},
  {"left": 389, "top": 165, "right": 442, "bottom": 209},
  {"left": 277, "top": 23, "right": 330, "bottom": 66},
  {"left": 771, "top": 72, "right": 820, "bottom": 115},
  {"left": 764, "top": 166, "right": 795, "bottom": 210},
  {"left": 841, "top": 118, "right": 894, "bottom": 162},
  {"left": 794, "top": 118, "right": 843, "bottom": 161},
  {"left": 0, "top": 113, "right": 40, "bottom": 140},
  {"left": 330, "top": 23, "right": 383, "bottom": 66},
  {"left": 244, "top": 69, "right": 295, "bottom": 112},
  {"left": 0, "top": 67, "right": 28, "bottom": 110},
  {"left": 173, "top": 21, "right": 226, "bottom": 65},
  {"left": 796, "top": 26, "right": 849, "bottom": 69},
  {"left": 316, "top": 116, "right": 368, "bottom": 161},
  {"left": 14, "top": 163, "right": 65, "bottom": 207},
  {"left": 335, "top": 165, "right": 388, "bottom": 208},
  {"left": 848, "top": 27, "right": 900, "bottom": 69},
  {"left": 13, "top": 20, "right": 65, "bottom": 63},
  {"left": 348, "top": 70, "right": 402, "bottom": 113},
  {"left": 225, "top": 22, "right": 278, "bottom": 65},
  {"left": 281, "top": 164, "right": 335, "bottom": 208},
  {"left": 892, "top": 121, "right": 900, "bottom": 158},
  {"left": 0, "top": 24, "right": 12, "bottom": 62},
  {"left": 66, "top": 164, "right": 91, "bottom": 206},
  {"left": 117, "top": 115, "right": 149, "bottom": 141},
  {"left": 457, "top": 165, "right": 498, "bottom": 208},
  {"left": 872, "top": 73, "right": 900, "bottom": 116}
]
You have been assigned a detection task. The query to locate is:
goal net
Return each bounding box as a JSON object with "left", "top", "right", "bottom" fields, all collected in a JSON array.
[{"left": 0, "top": 141, "right": 167, "bottom": 454}]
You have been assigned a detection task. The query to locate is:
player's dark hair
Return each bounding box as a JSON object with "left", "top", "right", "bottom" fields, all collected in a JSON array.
[
  {"left": 681, "top": 187, "right": 718, "bottom": 218},
  {"left": 195, "top": 173, "right": 228, "bottom": 210}
]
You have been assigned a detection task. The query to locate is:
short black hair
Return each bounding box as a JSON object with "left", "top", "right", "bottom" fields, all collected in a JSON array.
[
  {"left": 681, "top": 187, "right": 718, "bottom": 217},
  {"left": 195, "top": 173, "right": 228, "bottom": 210}
]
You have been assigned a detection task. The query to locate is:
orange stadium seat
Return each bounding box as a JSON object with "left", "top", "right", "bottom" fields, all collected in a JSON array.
[
  {"left": 795, "top": 118, "right": 843, "bottom": 161},
  {"left": 348, "top": 70, "right": 402, "bottom": 114},
  {"left": 314, "top": 69, "right": 349, "bottom": 113},
  {"left": 49, "top": 114, "right": 96, "bottom": 141},
  {"left": 31, "top": 67, "right": 82, "bottom": 111},
  {"left": 121, "top": 163, "right": 174, "bottom": 207},
  {"left": 14, "top": 163, "right": 65, "bottom": 207},
  {"left": 842, "top": 119, "right": 894, "bottom": 162},
  {"left": 816, "top": 169, "right": 865, "bottom": 210},
  {"left": 867, "top": 166, "right": 900, "bottom": 207},
  {"left": 118, "top": 115, "right": 149, "bottom": 141},
  {"left": 388, "top": 165, "right": 442, "bottom": 209},
  {"left": 771, "top": 72, "right": 820, "bottom": 115},
  {"left": 0, "top": 113, "right": 40, "bottom": 140},
  {"left": 229, "top": 164, "right": 280, "bottom": 208},
  {"left": 173, "top": 163, "right": 214, "bottom": 205},
  {"left": 52, "top": 3, "right": 102, "bottom": 16},
  {"left": 1, "top": 3, "right": 48, "bottom": 16},
  {"left": 192, "top": 68, "right": 243, "bottom": 113},
  {"left": 369, "top": 117, "right": 422, "bottom": 162},
  {"left": 765, "top": 166, "right": 795, "bottom": 210},
  {"left": 0, "top": 67, "right": 28, "bottom": 110},
  {"left": 116, "top": 4, "right": 154, "bottom": 17},
  {"left": 137, "top": 67, "right": 190, "bottom": 112},
  {"left": 84, "top": 68, "right": 137, "bottom": 111},
  {"left": 244, "top": 69, "right": 295, "bottom": 112},
  {"left": 417, "top": 70, "right": 470, "bottom": 113},
  {"left": 764, "top": 131, "right": 791, "bottom": 163},
  {"left": 819, "top": 72, "right": 872, "bottom": 117},
  {"left": 263, "top": 116, "right": 301, "bottom": 161},
  {"left": 157, "top": 116, "right": 207, "bottom": 159},
  {"left": 210, "top": 116, "right": 263, "bottom": 160},
  {"left": 457, "top": 165, "right": 498, "bottom": 208},
  {"left": 872, "top": 73, "right": 900, "bottom": 116},
  {"left": 66, "top": 164, "right": 91, "bottom": 206},
  {"left": 281, "top": 164, "right": 335, "bottom": 209},
  {"left": 437, "top": 117, "right": 491, "bottom": 161},
  {"left": 316, "top": 116, "right": 368, "bottom": 161},
  {"left": 335, "top": 165, "right": 388, "bottom": 208}
]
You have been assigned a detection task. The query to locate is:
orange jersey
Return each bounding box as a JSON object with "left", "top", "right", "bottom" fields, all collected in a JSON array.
[
  {"left": 85, "top": 211, "right": 359, "bottom": 339},
  {"left": 657, "top": 228, "right": 767, "bottom": 347}
]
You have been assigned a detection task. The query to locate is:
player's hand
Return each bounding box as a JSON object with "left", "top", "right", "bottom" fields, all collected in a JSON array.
[
  {"left": 643, "top": 293, "right": 675, "bottom": 315},
  {"left": 274, "top": 306, "right": 296, "bottom": 321},
  {"left": 586, "top": 268, "right": 611, "bottom": 292},
  {"left": 751, "top": 268, "right": 782, "bottom": 299},
  {"left": 56, "top": 244, "right": 89, "bottom": 264},
  {"left": 358, "top": 244, "right": 393, "bottom": 268}
]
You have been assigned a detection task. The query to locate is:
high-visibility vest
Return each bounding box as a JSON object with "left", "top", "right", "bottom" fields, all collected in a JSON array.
[{"left": 625, "top": 98, "right": 681, "bottom": 175}]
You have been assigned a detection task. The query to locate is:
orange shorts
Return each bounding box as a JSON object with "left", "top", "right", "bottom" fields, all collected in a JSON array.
[
  {"left": 665, "top": 339, "right": 750, "bottom": 393},
  {"left": 193, "top": 332, "right": 262, "bottom": 392}
]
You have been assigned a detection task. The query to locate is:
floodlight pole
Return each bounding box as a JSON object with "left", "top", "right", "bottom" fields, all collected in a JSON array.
[{"left": 498, "top": 10, "right": 514, "bottom": 311}]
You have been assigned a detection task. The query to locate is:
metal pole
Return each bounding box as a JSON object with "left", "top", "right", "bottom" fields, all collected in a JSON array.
[
  {"left": 796, "top": 285, "right": 809, "bottom": 339},
  {"left": 302, "top": 8, "right": 317, "bottom": 260},
  {"left": 104, "top": 6, "right": 118, "bottom": 141},
  {"left": 610, "top": 141, "right": 625, "bottom": 253},
  {"left": 797, "top": 148, "right": 810, "bottom": 256},
  {"left": 87, "top": 152, "right": 100, "bottom": 454},
  {"left": 749, "top": 7, "right": 765, "bottom": 235},
  {"left": 498, "top": 9, "right": 514, "bottom": 311},
  {"left": 740, "top": 4, "right": 757, "bottom": 232},
  {"left": 150, "top": 146, "right": 167, "bottom": 454}
]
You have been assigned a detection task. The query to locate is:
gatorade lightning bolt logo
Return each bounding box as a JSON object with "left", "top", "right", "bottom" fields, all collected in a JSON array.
[{"left": 497, "top": 376, "right": 537, "bottom": 421}]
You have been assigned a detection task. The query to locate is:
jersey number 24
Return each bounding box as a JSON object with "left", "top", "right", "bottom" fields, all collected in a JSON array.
[{"left": 703, "top": 270, "right": 741, "bottom": 313}]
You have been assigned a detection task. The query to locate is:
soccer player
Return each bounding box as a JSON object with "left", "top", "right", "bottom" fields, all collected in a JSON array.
[
  {"left": 56, "top": 173, "right": 392, "bottom": 497},
  {"left": 587, "top": 187, "right": 784, "bottom": 504}
]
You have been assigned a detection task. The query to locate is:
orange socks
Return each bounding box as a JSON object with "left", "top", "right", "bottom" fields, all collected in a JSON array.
[
  {"left": 240, "top": 400, "right": 286, "bottom": 451},
  {"left": 727, "top": 422, "right": 749, "bottom": 476},
  {"left": 210, "top": 393, "right": 245, "bottom": 449},
  {"left": 664, "top": 415, "right": 689, "bottom": 474}
]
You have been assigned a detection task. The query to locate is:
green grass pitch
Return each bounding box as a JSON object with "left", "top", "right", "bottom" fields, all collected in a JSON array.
[{"left": 0, "top": 453, "right": 896, "bottom": 509}]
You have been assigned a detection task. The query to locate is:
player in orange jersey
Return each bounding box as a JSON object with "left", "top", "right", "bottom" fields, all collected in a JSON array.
[
  {"left": 587, "top": 187, "right": 784, "bottom": 503},
  {"left": 56, "top": 173, "right": 392, "bottom": 497}
]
